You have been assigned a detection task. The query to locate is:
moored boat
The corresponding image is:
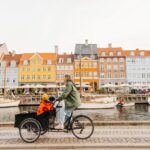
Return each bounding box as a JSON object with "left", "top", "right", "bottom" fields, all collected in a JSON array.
[
  {"left": 78, "top": 102, "right": 117, "bottom": 109},
  {"left": 0, "top": 99, "right": 20, "bottom": 108}
]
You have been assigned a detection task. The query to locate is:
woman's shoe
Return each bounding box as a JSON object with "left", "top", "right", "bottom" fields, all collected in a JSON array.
[{"left": 55, "top": 124, "right": 64, "bottom": 130}]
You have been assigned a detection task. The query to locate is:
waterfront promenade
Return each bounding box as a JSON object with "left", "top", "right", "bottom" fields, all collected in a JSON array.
[{"left": 0, "top": 125, "right": 150, "bottom": 149}]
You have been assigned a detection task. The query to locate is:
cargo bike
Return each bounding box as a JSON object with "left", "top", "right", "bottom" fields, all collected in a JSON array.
[{"left": 14, "top": 99, "right": 94, "bottom": 143}]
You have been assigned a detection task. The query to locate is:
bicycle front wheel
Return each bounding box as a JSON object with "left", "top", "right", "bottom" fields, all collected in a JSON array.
[{"left": 71, "top": 115, "right": 94, "bottom": 139}]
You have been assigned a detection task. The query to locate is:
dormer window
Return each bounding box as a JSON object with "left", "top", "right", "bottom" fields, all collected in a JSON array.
[
  {"left": 67, "top": 58, "right": 71, "bottom": 63},
  {"left": 140, "top": 51, "right": 144, "bottom": 56},
  {"left": 23, "top": 60, "right": 28, "bottom": 65},
  {"left": 47, "top": 59, "right": 52, "bottom": 65},
  {"left": 117, "top": 51, "right": 121, "bottom": 56},
  {"left": 130, "top": 52, "right": 135, "bottom": 56},
  {"left": 59, "top": 58, "right": 63, "bottom": 63},
  {"left": 109, "top": 52, "right": 113, "bottom": 56},
  {"left": 101, "top": 52, "right": 105, "bottom": 56}
]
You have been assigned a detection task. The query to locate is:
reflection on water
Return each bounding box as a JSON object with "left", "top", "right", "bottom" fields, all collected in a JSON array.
[{"left": 1, "top": 104, "right": 150, "bottom": 122}]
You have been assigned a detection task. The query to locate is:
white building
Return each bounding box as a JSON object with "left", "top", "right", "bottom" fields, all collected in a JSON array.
[
  {"left": 126, "top": 50, "right": 150, "bottom": 85},
  {"left": 0, "top": 52, "right": 21, "bottom": 87}
]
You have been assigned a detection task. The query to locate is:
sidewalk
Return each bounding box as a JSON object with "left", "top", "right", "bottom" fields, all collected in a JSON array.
[{"left": 0, "top": 126, "right": 150, "bottom": 149}]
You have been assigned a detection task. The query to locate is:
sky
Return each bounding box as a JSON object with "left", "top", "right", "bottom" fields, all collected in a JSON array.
[{"left": 0, "top": 0, "right": 150, "bottom": 53}]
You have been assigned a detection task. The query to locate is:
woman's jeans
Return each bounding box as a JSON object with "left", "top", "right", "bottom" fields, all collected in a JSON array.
[{"left": 56, "top": 100, "right": 74, "bottom": 125}]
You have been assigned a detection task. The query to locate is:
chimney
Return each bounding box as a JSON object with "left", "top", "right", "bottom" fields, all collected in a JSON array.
[
  {"left": 108, "top": 43, "right": 112, "bottom": 48},
  {"left": 85, "top": 39, "right": 88, "bottom": 46},
  {"left": 54, "top": 45, "right": 58, "bottom": 54}
]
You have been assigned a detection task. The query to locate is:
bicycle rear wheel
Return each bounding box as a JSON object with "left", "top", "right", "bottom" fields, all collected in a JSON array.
[
  {"left": 19, "top": 118, "right": 41, "bottom": 143},
  {"left": 71, "top": 115, "right": 94, "bottom": 139}
]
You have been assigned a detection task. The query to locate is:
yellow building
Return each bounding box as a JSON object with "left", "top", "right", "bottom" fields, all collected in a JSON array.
[
  {"left": 18, "top": 53, "right": 57, "bottom": 85},
  {"left": 74, "top": 57, "right": 99, "bottom": 89}
]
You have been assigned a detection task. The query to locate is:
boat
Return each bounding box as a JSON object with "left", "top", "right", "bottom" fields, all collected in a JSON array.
[
  {"left": 116, "top": 102, "right": 135, "bottom": 108},
  {"left": 123, "top": 102, "right": 135, "bottom": 107},
  {"left": 0, "top": 98, "right": 20, "bottom": 108},
  {"left": 78, "top": 102, "right": 117, "bottom": 109}
]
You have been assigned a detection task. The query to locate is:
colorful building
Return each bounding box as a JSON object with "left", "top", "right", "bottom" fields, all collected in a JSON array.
[
  {"left": 124, "top": 49, "right": 150, "bottom": 85},
  {"left": 56, "top": 53, "right": 74, "bottom": 85},
  {"left": 18, "top": 53, "right": 57, "bottom": 85},
  {"left": 74, "top": 40, "right": 99, "bottom": 90},
  {"left": 0, "top": 52, "right": 22, "bottom": 87},
  {"left": 98, "top": 44, "right": 127, "bottom": 86}
]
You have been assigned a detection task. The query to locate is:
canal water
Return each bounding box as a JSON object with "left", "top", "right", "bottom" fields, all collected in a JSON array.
[{"left": 0, "top": 104, "right": 150, "bottom": 122}]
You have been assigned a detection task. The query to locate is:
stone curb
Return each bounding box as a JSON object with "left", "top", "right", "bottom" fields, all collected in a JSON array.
[
  {"left": 1, "top": 121, "right": 150, "bottom": 127},
  {"left": 0, "top": 143, "right": 150, "bottom": 149}
]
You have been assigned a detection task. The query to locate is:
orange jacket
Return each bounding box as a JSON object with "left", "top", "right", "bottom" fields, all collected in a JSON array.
[{"left": 37, "top": 102, "right": 54, "bottom": 115}]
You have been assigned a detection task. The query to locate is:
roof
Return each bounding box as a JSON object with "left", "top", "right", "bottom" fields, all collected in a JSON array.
[
  {"left": 57, "top": 53, "right": 74, "bottom": 64},
  {"left": 122, "top": 49, "right": 150, "bottom": 56},
  {"left": 20, "top": 53, "right": 57, "bottom": 61},
  {"left": 2, "top": 53, "right": 22, "bottom": 67},
  {"left": 2, "top": 54, "right": 22, "bottom": 61},
  {"left": 75, "top": 44, "right": 98, "bottom": 55},
  {"left": 98, "top": 47, "right": 124, "bottom": 56}
]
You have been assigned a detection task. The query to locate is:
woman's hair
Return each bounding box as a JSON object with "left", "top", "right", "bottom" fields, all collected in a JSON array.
[{"left": 64, "top": 74, "right": 73, "bottom": 82}]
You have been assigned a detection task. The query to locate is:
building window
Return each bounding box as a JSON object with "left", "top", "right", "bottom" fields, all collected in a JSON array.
[
  {"left": 27, "top": 75, "right": 30, "bottom": 80},
  {"left": 119, "top": 58, "right": 124, "bottom": 62},
  {"left": 117, "top": 51, "right": 121, "bottom": 56},
  {"left": 93, "top": 62, "right": 97, "bottom": 68},
  {"left": 21, "top": 75, "right": 24, "bottom": 80},
  {"left": 43, "top": 75, "right": 46, "bottom": 80},
  {"left": 43, "top": 67, "right": 46, "bottom": 71},
  {"left": 100, "top": 65, "right": 104, "bottom": 71},
  {"left": 107, "top": 58, "right": 111, "bottom": 62},
  {"left": 67, "top": 58, "right": 71, "bottom": 63},
  {"left": 114, "top": 65, "right": 118, "bottom": 71},
  {"left": 89, "top": 72, "right": 92, "bottom": 77},
  {"left": 142, "top": 73, "right": 145, "bottom": 78},
  {"left": 37, "top": 68, "right": 41, "bottom": 72},
  {"left": 107, "top": 73, "right": 111, "bottom": 78},
  {"left": 37, "top": 75, "right": 40, "bottom": 80},
  {"left": 11, "top": 61, "right": 16, "bottom": 67},
  {"left": 100, "top": 58, "right": 104, "bottom": 62},
  {"left": 100, "top": 73, "right": 105, "bottom": 78},
  {"left": 107, "top": 65, "right": 111, "bottom": 71},
  {"left": 59, "top": 58, "right": 63, "bottom": 63},
  {"left": 32, "top": 75, "right": 35, "bottom": 80},
  {"left": 48, "top": 67, "right": 51, "bottom": 71},
  {"left": 48, "top": 75, "right": 51, "bottom": 79},
  {"left": 109, "top": 52, "right": 113, "bottom": 56},
  {"left": 101, "top": 52, "right": 105, "bottom": 56},
  {"left": 23, "top": 60, "right": 28, "bottom": 65},
  {"left": 130, "top": 51, "right": 135, "bottom": 56},
  {"left": 75, "top": 72, "right": 79, "bottom": 77},
  {"left": 47, "top": 60, "right": 52, "bottom": 65},
  {"left": 27, "top": 68, "right": 30, "bottom": 72},
  {"left": 113, "top": 58, "right": 118, "bottom": 62},
  {"left": 140, "top": 51, "right": 144, "bottom": 56},
  {"left": 120, "top": 65, "right": 124, "bottom": 71},
  {"left": 94, "top": 72, "right": 97, "bottom": 77},
  {"left": 22, "top": 68, "right": 25, "bottom": 72}
]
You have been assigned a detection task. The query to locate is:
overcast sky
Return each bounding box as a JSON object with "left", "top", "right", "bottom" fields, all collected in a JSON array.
[{"left": 0, "top": 0, "right": 150, "bottom": 53}]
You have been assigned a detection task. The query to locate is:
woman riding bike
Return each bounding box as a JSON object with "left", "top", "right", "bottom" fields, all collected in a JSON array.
[{"left": 56, "top": 74, "right": 81, "bottom": 129}]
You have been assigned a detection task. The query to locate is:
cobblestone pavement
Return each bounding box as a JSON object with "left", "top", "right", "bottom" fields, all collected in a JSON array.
[{"left": 0, "top": 126, "right": 150, "bottom": 148}]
